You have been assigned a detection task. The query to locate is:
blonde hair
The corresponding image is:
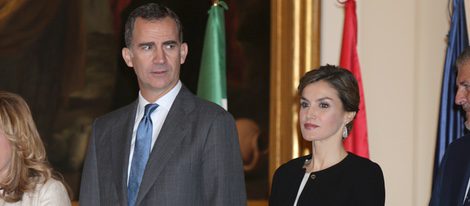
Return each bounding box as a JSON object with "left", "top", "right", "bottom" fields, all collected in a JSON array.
[{"left": 0, "top": 91, "right": 57, "bottom": 202}]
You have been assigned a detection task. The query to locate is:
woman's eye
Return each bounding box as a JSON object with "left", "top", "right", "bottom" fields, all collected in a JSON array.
[
  {"left": 319, "top": 102, "right": 329, "bottom": 108},
  {"left": 300, "top": 101, "right": 309, "bottom": 108}
]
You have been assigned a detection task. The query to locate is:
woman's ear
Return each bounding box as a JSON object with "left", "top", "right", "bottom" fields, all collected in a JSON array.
[{"left": 345, "top": 111, "right": 357, "bottom": 124}]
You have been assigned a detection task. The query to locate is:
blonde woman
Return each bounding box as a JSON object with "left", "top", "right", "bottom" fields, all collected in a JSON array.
[{"left": 0, "top": 91, "right": 70, "bottom": 205}]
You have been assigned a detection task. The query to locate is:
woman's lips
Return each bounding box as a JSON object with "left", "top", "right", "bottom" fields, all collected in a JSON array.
[{"left": 304, "top": 123, "right": 319, "bottom": 130}]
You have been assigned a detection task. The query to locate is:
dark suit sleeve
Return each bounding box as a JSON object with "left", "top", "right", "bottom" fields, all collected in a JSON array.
[
  {"left": 201, "top": 111, "right": 247, "bottom": 205},
  {"left": 269, "top": 168, "right": 283, "bottom": 206},
  {"left": 429, "top": 145, "right": 451, "bottom": 206},
  {"left": 79, "top": 121, "right": 101, "bottom": 206}
]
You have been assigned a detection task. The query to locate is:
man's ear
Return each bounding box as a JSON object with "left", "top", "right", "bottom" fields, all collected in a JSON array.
[
  {"left": 122, "top": 47, "right": 133, "bottom": 67},
  {"left": 180, "top": 43, "right": 188, "bottom": 64}
]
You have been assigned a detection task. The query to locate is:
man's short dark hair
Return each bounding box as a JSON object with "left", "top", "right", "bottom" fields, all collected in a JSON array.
[{"left": 124, "top": 3, "right": 183, "bottom": 47}]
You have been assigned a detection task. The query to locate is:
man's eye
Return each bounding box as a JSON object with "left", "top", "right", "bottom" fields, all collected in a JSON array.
[
  {"left": 142, "top": 45, "right": 152, "bottom": 50},
  {"left": 165, "top": 44, "right": 176, "bottom": 49}
]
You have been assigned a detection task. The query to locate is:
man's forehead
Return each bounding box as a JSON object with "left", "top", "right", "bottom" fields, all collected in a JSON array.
[
  {"left": 133, "top": 18, "right": 179, "bottom": 40},
  {"left": 457, "top": 66, "right": 470, "bottom": 83},
  {"left": 458, "top": 61, "right": 470, "bottom": 69},
  {"left": 458, "top": 63, "right": 470, "bottom": 74}
]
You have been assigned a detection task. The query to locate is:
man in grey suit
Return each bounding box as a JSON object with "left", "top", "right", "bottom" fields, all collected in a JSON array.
[{"left": 79, "top": 3, "right": 247, "bottom": 206}]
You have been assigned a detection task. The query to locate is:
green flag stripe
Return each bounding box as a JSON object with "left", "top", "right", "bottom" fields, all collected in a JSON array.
[{"left": 197, "top": 2, "right": 228, "bottom": 110}]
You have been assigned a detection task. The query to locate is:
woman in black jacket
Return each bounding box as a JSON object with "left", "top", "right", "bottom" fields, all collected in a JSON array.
[{"left": 269, "top": 65, "right": 385, "bottom": 206}]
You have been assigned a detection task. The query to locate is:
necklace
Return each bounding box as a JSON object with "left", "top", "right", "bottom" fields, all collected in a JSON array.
[{"left": 302, "top": 159, "right": 316, "bottom": 180}]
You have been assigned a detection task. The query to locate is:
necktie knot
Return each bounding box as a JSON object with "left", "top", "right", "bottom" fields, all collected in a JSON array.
[{"left": 144, "top": 104, "right": 158, "bottom": 117}]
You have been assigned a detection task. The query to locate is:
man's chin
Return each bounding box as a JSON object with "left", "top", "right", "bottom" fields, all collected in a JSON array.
[{"left": 465, "top": 121, "right": 470, "bottom": 130}]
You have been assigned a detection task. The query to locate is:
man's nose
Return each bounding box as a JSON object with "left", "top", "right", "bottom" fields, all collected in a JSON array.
[
  {"left": 153, "top": 47, "right": 166, "bottom": 64},
  {"left": 455, "top": 88, "right": 466, "bottom": 105}
]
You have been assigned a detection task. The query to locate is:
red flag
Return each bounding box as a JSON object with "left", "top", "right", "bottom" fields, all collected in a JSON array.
[{"left": 339, "top": 0, "right": 369, "bottom": 158}]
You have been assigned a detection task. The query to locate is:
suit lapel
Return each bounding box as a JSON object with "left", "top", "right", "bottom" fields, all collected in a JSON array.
[
  {"left": 135, "top": 86, "right": 194, "bottom": 205},
  {"left": 110, "top": 101, "right": 138, "bottom": 204}
]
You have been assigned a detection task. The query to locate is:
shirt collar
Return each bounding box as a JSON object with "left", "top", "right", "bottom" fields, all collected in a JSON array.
[{"left": 137, "top": 80, "right": 182, "bottom": 113}]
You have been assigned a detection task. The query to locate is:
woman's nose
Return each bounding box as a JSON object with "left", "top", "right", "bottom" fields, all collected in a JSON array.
[{"left": 306, "top": 108, "right": 316, "bottom": 119}]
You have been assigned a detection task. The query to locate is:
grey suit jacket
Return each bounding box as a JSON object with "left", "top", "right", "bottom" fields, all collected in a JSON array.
[{"left": 79, "top": 86, "right": 247, "bottom": 206}]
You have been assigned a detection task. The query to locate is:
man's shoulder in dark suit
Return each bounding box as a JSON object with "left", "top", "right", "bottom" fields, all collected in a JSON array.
[
  {"left": 429, "top": 134, "right": 470, "bottom": 206},
  {"left": 446, "top": 134, "right": 470, "bottom": 157}
]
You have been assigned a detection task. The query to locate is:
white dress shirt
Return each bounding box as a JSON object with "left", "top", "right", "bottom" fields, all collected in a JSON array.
[
  {"left": 293, "top": 173, "right": 310, "bottom": 206},
  {"left": 127, "top": 81, "right": 182, "bottom": 184},
  {"left": 464, "top": 176, "right": 470, "bottom": 204}
]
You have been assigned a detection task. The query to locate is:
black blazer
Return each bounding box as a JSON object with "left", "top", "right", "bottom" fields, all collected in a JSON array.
[
  {"left": 269, "top": 153, "right": 385, "bottom": 206},
  {"left": 429, "top": 135, "right": 470, "bottom": 206}
]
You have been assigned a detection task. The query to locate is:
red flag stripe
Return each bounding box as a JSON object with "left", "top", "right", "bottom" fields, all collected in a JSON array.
[{"left": 339, "top": 0, "right": 370, "bottom": 158}]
